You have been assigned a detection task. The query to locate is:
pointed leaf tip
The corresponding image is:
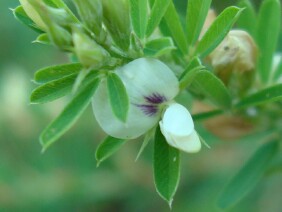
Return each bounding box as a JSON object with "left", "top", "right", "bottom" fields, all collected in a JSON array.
[{"left": 154, "top": 126, "right": 180, "bottom": 204}]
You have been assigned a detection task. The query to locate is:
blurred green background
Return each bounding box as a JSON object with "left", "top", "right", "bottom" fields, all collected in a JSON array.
[{"left": 0, "top": 0, "right": 282, "bottom": 211}]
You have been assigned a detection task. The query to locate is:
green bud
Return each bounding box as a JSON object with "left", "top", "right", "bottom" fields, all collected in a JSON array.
[
  {"left": 45, "top": 7, "right": 74, "bottom": 28},
  {"left": 48, "top": 23, "right": 72, "bottom": 50},
  {"left": 73, "top": 0, "right": 103, "bottom": 37},
  {"left": 102, "top": 0, "right": 131, "bottom": 50},
  {"left": 25, "top": 0, "right": 74, "bottom": 50},
  {"left": 27, "top": 0, "right": 74, "bottom": 27},
  {"left": 72, "top": 26, "right": 111, "bottom": 68},
  {"left": 19, "top": 0, "right": 47, "bottom": 31}
]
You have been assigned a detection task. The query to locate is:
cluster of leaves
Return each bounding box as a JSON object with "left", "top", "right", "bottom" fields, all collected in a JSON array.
[{"left": 13, "top": 0, "right": 282, "bottom": 209}]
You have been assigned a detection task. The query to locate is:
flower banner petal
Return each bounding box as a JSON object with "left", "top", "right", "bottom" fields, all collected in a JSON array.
[{"left": 92, "top": 80, "right": 159, "bottom": 139}]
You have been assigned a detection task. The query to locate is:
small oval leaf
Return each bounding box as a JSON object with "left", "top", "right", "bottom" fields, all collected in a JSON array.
[
  {"left": 186, "top": 0, "right": 212, "bottom": 46},
  {"left": 235, "top": 83, "right": 282, "bottom": 109},
  {"left": 179, "top": 57, "right": 202, "bottom": 80},
  {"left": 144, "top": 37, "right": 176, "bottom": 57},
  {"left": 30, "top": 73, "right": 77, "bottom": 104},
  {"left": 160, "top": 2, "right": 188, "bottom": 54},
  {"left": 34, "top": 63, "right": 82, "bottom": 84},
  {"left": 34, "top": 33, "right": 51, "bottom": 45},
  {"left": 95, "top": 136, "right": 126, "bottom": 167},
  {"left": 196, "top": 6, "right": 243, "bottom": 57},
  {"left": 192, "top": 110, "right": 224, "bottom": 122},
  {"left": 256, "top": 0, "right": 281, "bottom": 83},
  {"left": 189, "top": 70, "right": 232, "bottom": 109},
  {"left": 107, "top": 73, "right": 129, "bottom": 123},
  {"left": 13, "top": 5, "right": 43, "bottom": 33},
  {"left": 40, "top": 77, "right": 100, "bottom": 151},
  {"left": 179, "top": 66, "right": 205, "bottom": 90},
  {"left": 154, "top": 126, "right": 180, "bottom": 206}
]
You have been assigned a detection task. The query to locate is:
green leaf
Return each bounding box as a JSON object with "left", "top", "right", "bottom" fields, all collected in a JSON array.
[
  {"left": 186, "top": 0, "right": 212, "bottom": 47},
  {"left": 154, "top": 126, "right": 180, "bottom": 206},
  {"left": 34, "top": 63, "right": 82, "bottom": 84},
  {"left": 237, "top": 0, "right": 257, "bottom": 36},
  {"left": 12, "top": 5, "right": 43, "bottom": 33},
  {"left": 196, "top": 6, "right": 243, "bottom": 58},
  {"left": 31, "top": 71, "right": 99, "bottom": 104},
  {"left": 179, "top": 66, "right": 205, "bottom": 90},
  {"left": 30, "top": 73, "right": 77, "bottom": 104},
  {"left": 161, "top": 2, "right": 188, "bottom": 54},
  {"left": 34, "top": 33, "right": 51, "bottom": 45},
  {"left": 40, "top": 77, "right": 100, "bottom": 151},
  {"left": 107, "top": 73, "right": 129, "bottom": 123},
  {"left": 192, "top": 109, "right": 224, "bottom": 122},
  {"left": 179, "top": 57, "right": 202, "bottom": 80},
  {"left": 234, "top": 83, "right": 282, "bottom": 109},
  {"left": 129, "top": 0, "right": 148, "bottom": 39},
  {"left": 189, "top": 70, "right": 232, "bottom": 108},
  {"left": 217, "top": 140, "right": 278, "bottom": 209},
  {"left": 95, "top": 136, "right": 126, "bottom": 167},
  {"left": 144, "top": 37, "right": 176, "bottom": 57},
  {"left": 256, "top": 0, "right": 281, "bottom": 83},
  {"left": 146, "top": 0, "right": 171, "bottom": 37},
  {"left": 135, "top": 127, "right": 155, "bottom": 161}
]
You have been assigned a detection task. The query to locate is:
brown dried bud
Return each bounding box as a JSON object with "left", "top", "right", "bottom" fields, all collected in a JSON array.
[
  {"left": 209, "top": 30, "right": 257, "bottom": 74},
  {"left": 207, "top": 30, "right": 258, "bottom": 97}
]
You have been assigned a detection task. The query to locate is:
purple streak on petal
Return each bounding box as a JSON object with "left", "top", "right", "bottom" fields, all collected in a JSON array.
[
  {"left": 144, "top": 93, "right": 167, "bottom": 104},
  {"left": 135, "top": 104, "right": 159, "bottom": 117}
]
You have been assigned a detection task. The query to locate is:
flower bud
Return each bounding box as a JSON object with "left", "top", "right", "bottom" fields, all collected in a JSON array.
[
  {"left": 45, "top": 7, "right": 74, "bottom": 28},
  {"left": 72, "top": 26, "right": 110, "bottom": 68},
  {"left": 19, "top": 0, "right": 47, "bottom": 31},
  {"left": 48, "top": 23, "right": 72, "bottom": 50},
  {"left": 22, "top": 0, "right": 75, "bottom": 50},
  {"left": 208, "top": 30, "right": 257, "bottom": 84},
  {"left": 102, "top": 0, "right": 131, "bottom": 50},
  {"left": 73, "top": 0, "right": 103, "bottom": 38}
]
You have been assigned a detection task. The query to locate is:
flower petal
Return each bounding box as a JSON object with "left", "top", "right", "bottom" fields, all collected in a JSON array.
[
  {"left": 160, "top": 103, "right": 194, "bottom": 136},
  {"left": 171, "top": 130, "right": 201, "bottom": 153},
  {"left": 116, "top": 58, "right": 179, "bottom": 104},
  {"left": 160, "top": 123, "right": 201, "bottom": 153},
  {"left": 92, "top": 80, "right": 159, "bottom": 139}
]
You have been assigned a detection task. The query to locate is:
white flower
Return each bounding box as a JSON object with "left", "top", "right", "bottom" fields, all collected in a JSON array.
[
  {"left": 92, "top": 58, "right": 201, "bottom": 153},
  {"left": 160, "top": 103, "right": 201, "bottom": 153}
]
